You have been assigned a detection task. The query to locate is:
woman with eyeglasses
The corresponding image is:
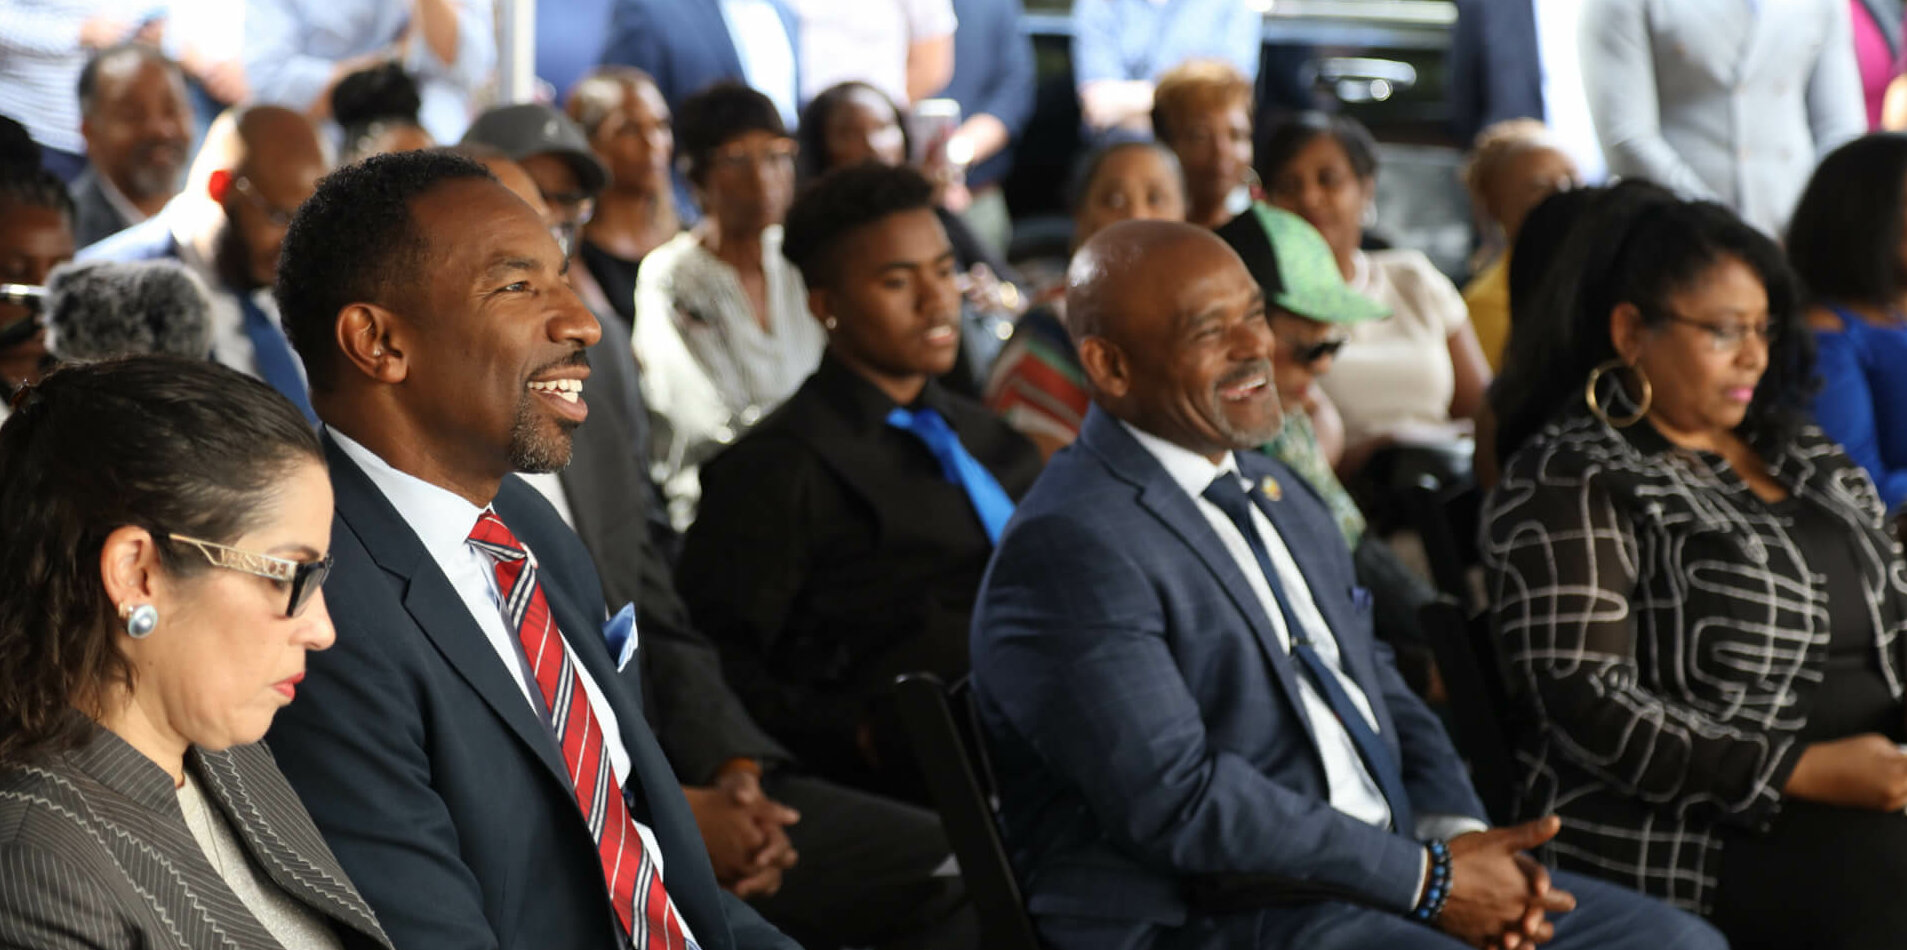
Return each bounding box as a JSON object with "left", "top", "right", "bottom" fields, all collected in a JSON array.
[
  {"left": 0, "top": 357, "right": 393, "bottom": 950},
  {"left": 1484, "top": 193, "right": 1907, "bottom": 950},
  {"left": 631, "top": 81, "right": 824, "bottom": 529}
]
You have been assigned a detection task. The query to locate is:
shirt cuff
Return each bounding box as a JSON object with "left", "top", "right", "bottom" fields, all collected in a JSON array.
[
  {"left": 1409, "top": 815, "right": 1489, "bottom": 911},
  {"left": 1416, "top": 814, "right": 1490, "bottom": 842}
]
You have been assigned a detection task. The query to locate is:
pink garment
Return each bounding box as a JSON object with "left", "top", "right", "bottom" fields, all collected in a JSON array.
[{"left": 1853, "top": 0, "right": 1905, "bottom": 128}]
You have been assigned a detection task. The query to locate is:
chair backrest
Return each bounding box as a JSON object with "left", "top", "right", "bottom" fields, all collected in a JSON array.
[
  {"left": 892, "top": 673, "right": 1045, "bottom": 950},
  {"left": 1407, "top": 474, "right": 1484, "bottom": 612},
  {"left": 1416, "top": 597, "right": 1518, "bottom": 825}
]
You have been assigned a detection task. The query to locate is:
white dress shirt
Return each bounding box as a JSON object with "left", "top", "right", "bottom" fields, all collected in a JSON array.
[
  {"left": 1122, "top": 422, "right": 1394, "bottom": 828},
  {"left": 1531, "top": 0, "right": 1608, "bottom": 183},
  {"left": 330, "top": 431, "right": 698, "bottom": 944},
  {"left": 719, "top": 0, "right": 800, "bottom": 130},
  {"left": 1121, "top": 423, "right": 1490, "bottom": 856}
]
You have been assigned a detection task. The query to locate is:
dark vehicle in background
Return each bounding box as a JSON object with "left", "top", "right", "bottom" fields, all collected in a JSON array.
[{"left": 1003, "top": 0, "right": 1470, "bottom": 280}]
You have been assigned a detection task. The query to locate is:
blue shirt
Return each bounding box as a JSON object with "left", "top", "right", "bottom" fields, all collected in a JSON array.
[
  {"left": 940, "top": 0, "right": 1035, "bottom": 188},
  {"left": 244, "top": 0, "right": 497, "bottom": 143},
  {"left": 0, "top": 0, "right": 160, "bottom": 154},
  {"left": 1812, "top": 308, "right": 1907, "bottom": 511},
  {"left": 534, "top": 0, "right": 614, "bottom": 101},
  {"left": 1069, "top": 0, "right": 1262, "bottom": 86}
]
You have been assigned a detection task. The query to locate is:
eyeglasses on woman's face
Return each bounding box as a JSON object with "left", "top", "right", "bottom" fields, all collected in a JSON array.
[
  {"left": 162, "top": 532, "right": 332, "bottom": 618},
  {"left": 1659, "top": 313, "right": 1779, "bottom": 354}
]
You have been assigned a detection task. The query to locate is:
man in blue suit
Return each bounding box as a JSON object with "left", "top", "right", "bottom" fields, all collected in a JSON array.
[
  {"left": 263, "top": 149, "right": 798, "bottom": 950},
  {"left": 80, "top": 104, "right": 322, "bottom": 423},
  {"left": 598, "top": 0, "right": 799, "bottom": 125},
  {"left": 968, "top": 219, "right": 1724, "bottom": 950}
]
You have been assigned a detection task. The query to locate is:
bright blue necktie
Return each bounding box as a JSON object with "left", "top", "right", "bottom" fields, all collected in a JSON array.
[
  {"left": 886, "top": 405, "right": 1015, "bottom": 544},
  {"left": 1201, "top": 473, "right": 1415, "bottom": 834},
  {"left": 238, "top": 294, "right": 316, "bottom": 425}
]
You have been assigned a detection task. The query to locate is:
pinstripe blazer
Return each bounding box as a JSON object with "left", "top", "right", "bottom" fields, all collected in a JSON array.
[
  {"left": 1483, "top": 407, "right": 1907, "bottom": 912},
  {"left": 0, "top": 726, "right": 392, "bottom": 949}
]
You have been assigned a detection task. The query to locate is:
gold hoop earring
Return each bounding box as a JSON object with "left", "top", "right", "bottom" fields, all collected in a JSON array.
[{"left": 1584, "top": 358, "right": 1652, "bottom": 428}]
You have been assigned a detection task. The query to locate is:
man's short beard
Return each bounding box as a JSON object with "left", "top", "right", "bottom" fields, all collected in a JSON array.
[
  {"left": 123, "top": 157, "right": 182, "bottom": 201},
  {"left": 1209, "top": 361, "right": 1285, "bottom": 449},
  {"left": 508, "top": 392, "right": 579, "bottom": 473}
]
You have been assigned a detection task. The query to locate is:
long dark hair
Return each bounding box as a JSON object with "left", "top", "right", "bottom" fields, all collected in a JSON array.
[
  {"left": 0, "top": 357, "right": 323, "bottom": 764},
  {"left": 1491, "top": 191, "right": 1813, "bottom": 462},
  {"left": 1786, "top": 133, "right": 1907, "bottom": 309}
]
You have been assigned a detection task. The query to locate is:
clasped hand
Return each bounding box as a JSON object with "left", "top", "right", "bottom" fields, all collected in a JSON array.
[
  {"left": 683, "top": 767, "right": 801, "bottom": 898},
  {"left": 1439, "top": 816, "right": 1577, "bottom": 950}
]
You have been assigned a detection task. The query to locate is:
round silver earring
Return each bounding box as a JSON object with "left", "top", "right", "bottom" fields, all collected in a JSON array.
[{"left": 121, "top": 603, "right": 159, "bottom": 639}]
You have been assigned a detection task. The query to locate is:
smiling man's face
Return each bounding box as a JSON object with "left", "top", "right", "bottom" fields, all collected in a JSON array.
[{"left": 397, "top": 177, "right": 602, "bottom": 478}]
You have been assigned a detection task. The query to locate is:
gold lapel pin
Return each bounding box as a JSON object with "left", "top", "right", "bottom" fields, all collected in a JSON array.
[{"left": 1260, "top": 475, "right": 1283, "bottom": 502}]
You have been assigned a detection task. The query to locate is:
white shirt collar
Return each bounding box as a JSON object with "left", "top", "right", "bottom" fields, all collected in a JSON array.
[
  {"left": 1119, "top": 420, "right": 1244, "bottom": 498},
  {"left": 329, "top": 428, "right": 490, "bottom": 562}
]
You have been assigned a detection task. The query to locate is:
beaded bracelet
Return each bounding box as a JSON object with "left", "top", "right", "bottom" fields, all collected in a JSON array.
[{"left": 1411, "top": 838, "right": 1453, "bottom": 924}]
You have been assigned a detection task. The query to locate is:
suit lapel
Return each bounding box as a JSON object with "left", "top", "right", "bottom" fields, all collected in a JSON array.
[
  {"left": 194, "top": 748, "right": 394, "bottom": 948},
  {"left": 323, "top": 436, "right": 575, "bottom": 793},
  {"left": 1737, "top": 0, "right": 1781, "bottom": 83},
  {"left": 496, "top": 477, "right": 736, "bottom": 950},
  {"left": 1079, "top": 410, "right": 1322, "bottom": 744}
]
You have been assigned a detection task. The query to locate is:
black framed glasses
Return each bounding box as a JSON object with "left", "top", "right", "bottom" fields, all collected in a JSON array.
[
  {"left": 1288, "top": 335, "right": 1348, "bottom": 366},
  {"left": 230, "top": 177, "right": 299, "bottom": 228},
  {"left": 163, "top": 531, "right": 332, "bottom": 617},
  {"left": 1660, "top": 313, "right": 1778, "bottom": 353}
]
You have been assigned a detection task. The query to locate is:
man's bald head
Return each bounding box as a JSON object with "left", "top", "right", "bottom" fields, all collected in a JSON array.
[
  {"left": 1065, "top": 219, "right": 1244, "bottom": 345},
  {"left": 1066, "top": 219, "right": 1280, "bottom": 461},
  {"left": 234, "top": 105, "right": 326, "bottom": 177},
  {"left": 214, "top": 106, "right": 329, "bottom": 291}
]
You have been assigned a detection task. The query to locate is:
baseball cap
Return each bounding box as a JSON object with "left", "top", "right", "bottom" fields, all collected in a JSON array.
[
  {"left": 460, "top": 103, "right": 609, "bottom": 196},
  {"left": 1215, "top": 202, "right": 1390, "bottom": 325}
]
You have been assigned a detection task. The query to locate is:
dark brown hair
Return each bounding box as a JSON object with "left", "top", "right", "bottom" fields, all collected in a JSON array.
[{"left": 0, "top": 356, "right": 323, "bottom": 764}]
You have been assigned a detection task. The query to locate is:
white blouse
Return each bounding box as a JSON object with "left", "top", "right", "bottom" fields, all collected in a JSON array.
[
  {"left": 632, "top": 226, "right": 827, "bottom": 528},
  {"left": 1316, "top": 248, "right": 1471, "bottom": 448}
]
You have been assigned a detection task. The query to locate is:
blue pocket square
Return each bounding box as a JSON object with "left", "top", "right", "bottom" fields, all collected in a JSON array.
[
  {"left": 603, "top": 603, "right": 638, "bottom": 672},
  {"left": 1350, "top": 586, "right": 1375, "bottom": 612}
]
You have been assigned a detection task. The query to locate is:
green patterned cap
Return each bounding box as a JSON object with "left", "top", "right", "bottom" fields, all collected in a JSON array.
[{"left": 1216, "top": 203, "right": 1390, "bottom": 325}]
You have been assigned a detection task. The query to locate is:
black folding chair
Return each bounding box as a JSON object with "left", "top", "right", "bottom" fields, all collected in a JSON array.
[
  {"left": 892, "top": 673, "right": 1045, "bottom": 950},
  {"left": 1417, "top": 598, "right": 1519, "bottom": 825},
  {"left": 1407, "top": 474, "right": 1485, "bottom": 614}
]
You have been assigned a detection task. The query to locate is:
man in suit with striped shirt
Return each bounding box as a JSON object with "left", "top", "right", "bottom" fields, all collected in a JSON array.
[{"left": 263, "top": 149, "right": 797, "bottom": 950}]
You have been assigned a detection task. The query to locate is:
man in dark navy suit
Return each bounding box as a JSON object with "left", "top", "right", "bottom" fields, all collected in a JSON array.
[
  {"left": 263, "top": 149, "right": 798, "bottom": 950},
  {"left": 968, "top": 219, "right": 1723, "bottom": 950}
]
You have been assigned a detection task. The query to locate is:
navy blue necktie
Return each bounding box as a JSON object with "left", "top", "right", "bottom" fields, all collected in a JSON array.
[
  {"left": 1201, "top": 473, "right": 1415, "bottom": 833},
  {"left": 887, "top": 405, "right": 1015, "bottom": 544},
  {"left": 238, "top": 293, "right": 316, "bottom": 425}
]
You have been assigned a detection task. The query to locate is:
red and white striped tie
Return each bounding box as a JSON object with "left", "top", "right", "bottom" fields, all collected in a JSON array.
[{"left": 469, "top": 510, "right": 688, "bottom": 949}]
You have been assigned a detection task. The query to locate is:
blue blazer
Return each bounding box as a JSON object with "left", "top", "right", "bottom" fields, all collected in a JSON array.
[
  {"left": 75, "top": 212, "right": 176, "bottom": 263},
  {"left": 598, "top": 0, "right": 799, "bottom": 113},
  {"left": 1448, "top": 0, "right": 1542, "bottom": 146},
  {"left": 970, "top": 406, "right": 1484, "bottom": 939},
  {"left": 264, "top": 435, "right": 795, "bottom": 950}
]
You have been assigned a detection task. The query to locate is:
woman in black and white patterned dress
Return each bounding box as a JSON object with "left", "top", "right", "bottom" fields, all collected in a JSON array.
[{"left": 1484, "top": 193, "right": 1907, "bottom": 950}]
